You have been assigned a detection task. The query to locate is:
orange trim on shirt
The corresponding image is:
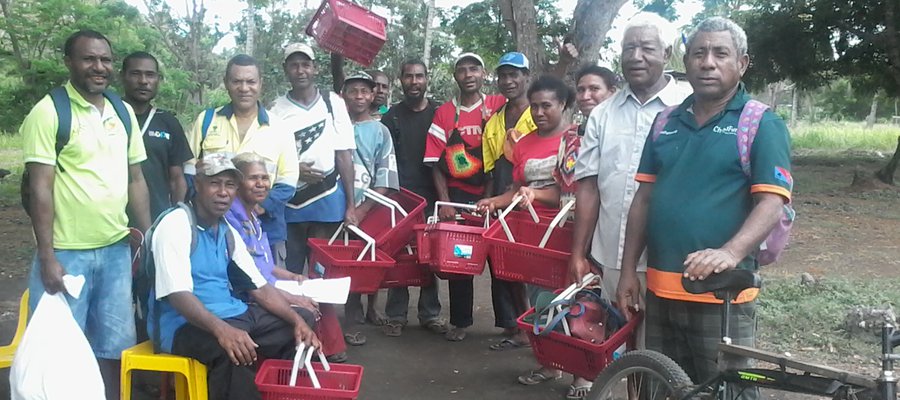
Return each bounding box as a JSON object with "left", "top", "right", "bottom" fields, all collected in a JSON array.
[
  {"left": 647, "top": 268, "right": 759, "bottom": 304},
  {"left": 635, "top": 173, "right": 657, "bottom": 183},
  {"left": 750, "top": 184, "right": 791, "bottom": 202}
]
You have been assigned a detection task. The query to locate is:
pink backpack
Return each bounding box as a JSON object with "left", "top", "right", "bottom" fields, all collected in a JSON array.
[{"left": 651, "top": 100, "right": 795, "bottom": 266}]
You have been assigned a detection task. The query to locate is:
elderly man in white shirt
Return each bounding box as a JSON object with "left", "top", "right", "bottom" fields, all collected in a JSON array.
[{"left": 568, "top": 12, "right": 692, "bottom": 347}]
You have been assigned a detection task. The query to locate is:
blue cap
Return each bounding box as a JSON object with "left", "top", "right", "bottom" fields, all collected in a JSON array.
[{"left": 497, "top": 52, "right": 529, "bottom": 70}]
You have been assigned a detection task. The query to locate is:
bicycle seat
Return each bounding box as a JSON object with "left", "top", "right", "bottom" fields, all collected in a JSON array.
[{"left": 682, "top": 269, "right": 761, "bottom": 297}]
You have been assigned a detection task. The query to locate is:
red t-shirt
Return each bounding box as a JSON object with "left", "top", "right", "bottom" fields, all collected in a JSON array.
[
  {"left": 424, "top": 94, "right": 506, "bottom": 195},
  {"left": 512, "top": 130, "right": 564, "bottom": 216}
]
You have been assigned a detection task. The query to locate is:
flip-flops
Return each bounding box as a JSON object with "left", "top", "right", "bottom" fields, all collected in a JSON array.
[
  {"left": 444, "top": 327, "right": 467, "bottom": 342},
  {"left": 343, "top": 331, "right": 367, "bottom": 346},
  {"left": 422, "top": 318, "right": 450, "bottom": 334},
  {"left": 382, "top": 321, "right": 404, "bottom": 337},
  {"left": 489, "top": 338, "right": 531, "bottom": 351},
  {"left": 566, "top": 382, "right": 593, "bottom": 399},
  {"left": 517, "top": 369, "right": 563, "bottom": 385}
]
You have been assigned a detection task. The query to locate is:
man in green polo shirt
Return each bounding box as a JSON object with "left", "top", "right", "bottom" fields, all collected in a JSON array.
[
  {"left": 21, "top": 30, "right": 150, "bottom": 399},
  {"left": 617, "top": 17, "right": 792, "bottom": 399}
]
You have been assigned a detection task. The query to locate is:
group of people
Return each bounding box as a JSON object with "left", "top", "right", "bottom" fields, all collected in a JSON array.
[{"left": 19, "top": 9, "right": 792, "bottom": 400}]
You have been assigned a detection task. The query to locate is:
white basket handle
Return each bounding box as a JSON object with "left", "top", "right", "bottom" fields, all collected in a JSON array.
[
  {"left": 431, "top": 201, "right": 491, "bottom": 228},
  {"left": 544, "top": 272, "right": 599, "bottom": 336},
  {"left": 326, "top": 223, "right": 377, "bottom": 261},
  {"left": 538, "top": 199, "right": 576, "bottom": 248},
  {"left": 363, "top": 188, "right": 410, "bottom": 228},
  {"left": 498, "top": 194, "right": 540, "bottom": 242}
]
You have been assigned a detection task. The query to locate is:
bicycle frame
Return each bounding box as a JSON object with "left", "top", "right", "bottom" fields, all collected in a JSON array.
[{"left": 679, "top": 289, "right": 899, "bottom": 400}]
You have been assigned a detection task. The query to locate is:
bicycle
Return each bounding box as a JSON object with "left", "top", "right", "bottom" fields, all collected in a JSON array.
[{"left": 588, "top": 269, "right": 900, "bottom": 400}]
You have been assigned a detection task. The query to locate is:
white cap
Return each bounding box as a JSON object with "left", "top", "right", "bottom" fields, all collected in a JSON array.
[
  {"left": 455, "top": 52, "right": 485, "bottom": 68},
  {"left": 284, "top": 43, "right": 315, "bottom": 62}
]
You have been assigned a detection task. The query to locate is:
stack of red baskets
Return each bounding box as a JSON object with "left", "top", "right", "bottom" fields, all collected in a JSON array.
[
  {"left": 307, "top": 188, "right": 430, "bottom": 293},
  {"left": 414, "top": 202, "right": 491, "bottom": 279}
]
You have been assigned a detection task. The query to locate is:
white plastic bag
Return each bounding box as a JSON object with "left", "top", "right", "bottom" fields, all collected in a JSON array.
[{"left": 10, "top": 275, "right": 105, "bottom": 400}]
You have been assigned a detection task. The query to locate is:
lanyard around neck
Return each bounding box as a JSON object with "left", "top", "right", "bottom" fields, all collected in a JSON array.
[
  {"left": 140, "top": 107, "right": 157, "bottom": 135},
  {"left": 453, "top": 94, "right": 489, "bottom": 130}
]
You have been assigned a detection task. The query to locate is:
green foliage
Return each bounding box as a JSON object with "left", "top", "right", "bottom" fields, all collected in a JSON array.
[
  {"left": 758, "top": 277, "right": 900, "bottom": 361},
  {"left": 791, "top": 122, "right": 900, "bottom": 152},
  {"left": 738, "top": 0, "right": 900, "bottom": 96}
]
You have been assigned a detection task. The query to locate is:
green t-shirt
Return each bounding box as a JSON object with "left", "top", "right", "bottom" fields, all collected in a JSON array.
[
  {"left": 21, "top": 82, "right": 147, "bottom": 249},
  {"left": 636, "top": 86, "right": 792, "bottom": 280}
]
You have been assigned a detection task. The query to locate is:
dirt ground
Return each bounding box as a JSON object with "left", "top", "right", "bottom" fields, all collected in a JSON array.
[{"left": 0, "top": 153, "right": 897, "bottom": 399}]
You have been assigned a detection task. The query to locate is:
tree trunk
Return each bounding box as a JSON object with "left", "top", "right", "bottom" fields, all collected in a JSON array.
[
  {"left": 865, "top": 91, "right": 879, "bottom": 129},
  {"left": 245, "top": 0, "right": 255, "bottom": 55},
  {"left": 0, "top": 0, "right": 29, "bottom": 71},
  {"left": 570, "top": 0, "right": 628, "bottom": 72},
  {"left": 497, "top": 0, "right": 547, "bottom": 76},
  {"left": 422, "top": 0, "right": 435, "bottom": 67},
  {"left": 790, "top": 86, "right": 799, "bottom": 126},
  {"left": 875, "top": 135, "right": 900, "bottom": 185}
]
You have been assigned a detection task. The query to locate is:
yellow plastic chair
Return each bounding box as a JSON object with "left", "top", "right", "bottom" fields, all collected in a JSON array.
[
  {"left": 0, "top": 289, "right": 29, "bottom": 369},
  {"left": 120, "top": 340, "right": 208, "bottom": 400}
]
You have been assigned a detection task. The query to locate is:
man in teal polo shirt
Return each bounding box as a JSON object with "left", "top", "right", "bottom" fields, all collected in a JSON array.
[{"left": 617, "top": 17, "right": 792, "bottom": 399}]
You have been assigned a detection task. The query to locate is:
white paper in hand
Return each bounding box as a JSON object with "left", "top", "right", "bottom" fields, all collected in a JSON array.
[
  {"left": 10, "top": 275, "right": 105, "bottom": 400},
  {"left": 275, "top": 277, "right": 351, "bottom": 304}
]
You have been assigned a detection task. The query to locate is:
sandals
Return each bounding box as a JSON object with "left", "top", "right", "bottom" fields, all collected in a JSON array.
[
  {"left": 366, "top": 309, "right": 388, "bottom": 326},
  {"left": 382, "top": 321, "right": 404, "bottom": 337},
  {"left": 444, "top": 327, "right": 467, "bottom": 342},
  {"left": 324, "top": 352, "right": 348, "bottom": 363},
  {"left": 517, "top": 369, "right": 563, "bottom": 385},
  {"left": 566, "top": 382, "right": 593, "bottom": 400},
  {"left": 422, "top": 318, "right": 450, "bottom": 334},
  {"left": 343, "top": 331, "right": 367, "bottom": 346},
  {"left": 489, "top": 338, "right": 530, "bottom": 351}
]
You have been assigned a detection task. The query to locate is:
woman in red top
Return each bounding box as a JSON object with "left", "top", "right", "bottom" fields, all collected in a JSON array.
[{"left": 476, "top": 76, "right": 577, "bottom": 215}]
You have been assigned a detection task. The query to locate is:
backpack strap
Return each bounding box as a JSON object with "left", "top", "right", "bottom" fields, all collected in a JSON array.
[
  {"left": 320, "top": 89, "right": 337, "bottom": 126},
  {"left": 650, "top": 105, "right": 679, "bottom": 142},
  {"left": 736, "top": 100, "right": 769, "bottom": 177},
  {"left": 200, "top": 108, "right": 216, "bottom": 141},
  {"left": 102, "top": 89, "right": 133, "bottom": 145},
  {"left": 175, "top": 202, "right": 199, "bottom": 254},
  {"left": 48, "top": 87, "right": 72, "bottom": 172}
]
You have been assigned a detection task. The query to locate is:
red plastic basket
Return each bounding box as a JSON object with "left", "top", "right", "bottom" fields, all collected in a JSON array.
[
  {"left": 380, "top": 246, "right": 433, "bottom": 288},
  {"left": 357, "top": 188, "right": 427, "bottom": 257},
  {"left": 483, "top": 211, "right": 573, "bottom": 289},
  {"left": 517, "top": 307, "right": 642, "bottom": 379},
  {"left": 305, "top": 0, "right": 387, "bottom": 66},
  {"left": 308, "top": 239, "right": 395, "bottom": 294},
  {"left": 414, "top": 217, "right": 489, "bottom": 278},
  {"left": 256, "top": 359, "right": 363, "bottom": 400}
]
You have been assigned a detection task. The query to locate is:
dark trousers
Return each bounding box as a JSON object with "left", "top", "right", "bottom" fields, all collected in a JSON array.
[
  {"left": 171, "top": 305, "right": 316, "bottom": 400},
  {"left": 284, "top": 221, "right": 342, "bottom": 275},
  {"left": 446, "top": 187, "right": 482, "bottom": 329},
  {"left": 489, "top": 266, "right": 526, "bottom": 329},
  {"left": 645, "top": 291, "right": 759, "bottom": 400}
]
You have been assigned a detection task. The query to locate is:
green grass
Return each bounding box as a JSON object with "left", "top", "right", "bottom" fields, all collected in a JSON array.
[
  {"left": 792, "top": 122, "right": 899, "bottom": 152},
  {"left": 758, "top": 277, "right": 900, "bottom": 363},
  {"left": 0, "top": 132, "right": 23, "bottom": 206}
]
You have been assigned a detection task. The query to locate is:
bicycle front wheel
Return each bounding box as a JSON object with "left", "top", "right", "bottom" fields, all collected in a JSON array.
[{"left": 589, "top": 350, "right": 694, "bottom": 400}]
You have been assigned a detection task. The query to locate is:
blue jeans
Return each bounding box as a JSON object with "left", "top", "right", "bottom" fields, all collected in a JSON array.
[
  {"left": 28, "top": 239, "right": 136, "bottom": 360},
  {"left": 385, "top": 278, "right": 442, "bottom": 325}
]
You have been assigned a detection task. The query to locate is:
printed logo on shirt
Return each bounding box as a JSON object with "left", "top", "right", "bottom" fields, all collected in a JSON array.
[
  {"left": 294, "top": 119, "right": 326, "bottom": 155},
  {"left": 103, "top": 116, "right": 119, "bottom": 132},
  {"left": 459, "top": 125, "right": 483, "bottom": 136},
  {"left": 147, "top": 130, "right": 171, "bottom": 140},
  {"left": 713, "top": 125, "right": 738, "bottom": 135},
  {"left": 658, "top": 129, "right": 678, "bottom": 136},
  {"left": 774, "top": 166, "right": 793, "bottom": 189}
]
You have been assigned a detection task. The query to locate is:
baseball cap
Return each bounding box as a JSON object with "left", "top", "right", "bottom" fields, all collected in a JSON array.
[
  {"left": 198, "top": 152, "right": 242, "bottom": 179},
  {"left": 497, "top": 52, "right": 529, "bottom": 70},
  {"left": 344, "top": 71, "right": 376, "bottom": 89},
  {"left": 283, "top": 43, "right": 315, "bottom": 62},
  {"left": 455, "top": 52, "right": 485, "bottom": 68}
]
